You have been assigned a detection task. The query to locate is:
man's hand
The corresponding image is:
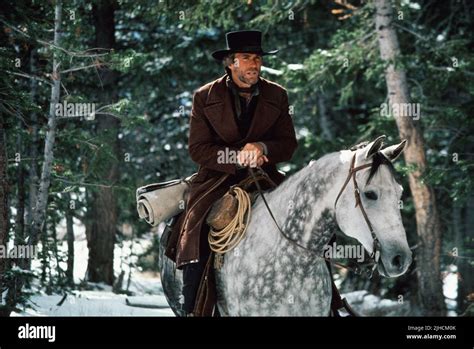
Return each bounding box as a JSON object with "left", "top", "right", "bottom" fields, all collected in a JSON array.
[
  {"left": 255, "top": 155, "right": 269, "bottom": 167},
  {"left": 238, "top": 143, "right": 269, "bottom": 168}
]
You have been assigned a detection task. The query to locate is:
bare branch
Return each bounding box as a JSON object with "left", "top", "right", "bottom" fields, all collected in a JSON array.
[
  {"left": 5, "top": 70, "right": 53, "bottom": 86},
  {"left": 61, "top": 62, "right": 107, "bottom": 74},
  {"left": 393, "top": 22, "right": 428, "bottom": 41},
  {"left": 53, "top": 175, "right": 131, "bottom": 191}
]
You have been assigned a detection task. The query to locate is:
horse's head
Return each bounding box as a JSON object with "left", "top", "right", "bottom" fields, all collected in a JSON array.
[{"left": 334, "top": 135, "right": 412, "bottom": 277}]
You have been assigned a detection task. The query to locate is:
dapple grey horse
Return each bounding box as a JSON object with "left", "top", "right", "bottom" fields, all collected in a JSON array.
[{"left": 158, "top": 136, "right": 412, "bottom": 316}]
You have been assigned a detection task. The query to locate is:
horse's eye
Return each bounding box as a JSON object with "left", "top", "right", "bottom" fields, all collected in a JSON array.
[{"left": 364, "top": 191, "right": 378, "bottom": 200}]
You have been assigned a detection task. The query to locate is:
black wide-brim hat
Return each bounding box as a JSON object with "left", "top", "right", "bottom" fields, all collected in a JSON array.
[{"left": 212, "top": 30, "right": 278, "bottom": 61}]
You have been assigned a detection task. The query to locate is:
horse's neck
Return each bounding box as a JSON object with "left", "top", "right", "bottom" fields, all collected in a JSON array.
[{"left": 262, "top": 151, "right": 350, "bottom": 255}]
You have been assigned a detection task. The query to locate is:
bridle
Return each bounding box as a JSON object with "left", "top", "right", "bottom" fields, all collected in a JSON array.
[{"left": 334, "top": 153, "right": 381, "bottom": 275}]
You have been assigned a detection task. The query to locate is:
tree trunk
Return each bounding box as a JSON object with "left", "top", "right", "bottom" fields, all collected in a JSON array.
[
  {"left": 66, "top": 194, "right": 75, "bottom": 286},
  {"left": 317, "top": 93, "right": 332, "bottom": 140},
  {"left": 40, "top": 222, "right": 47, "bottom": 288},
  {"left": 27, "top": 48, "right": 39, "bottom": 232},
  {"left": 458, "top": 196, "right": 474, "bottom": 314},
  {"left": 86, "top": 0, "right": 119, "bottom": 285},
  {"left": 51, "top": 214, "right": 62, "bottom": 287},
  {"left": 375, "top": 0, "right": 446, "bottom": 315},
  {"left": 0, "top": 113, "right": 11, "bottom": 317},
  {"left": 5, "top": 120, "right": 28, "bottom": 311},
  {"left": 13, "top": 118, "right": 26, "bottom": 248},
  {"left": 30, "top": 0, "right": 62, "bottom": 246},
  {"left": 14, "top": 118, "right": 26, "bottom": 250},
  {"left": 16, "top": 127, "right": 26, "bottom": 247}
]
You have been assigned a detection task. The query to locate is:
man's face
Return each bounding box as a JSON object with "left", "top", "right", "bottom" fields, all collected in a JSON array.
[{"left": 229, "top": 52, "right": 262, "bottom": 87}]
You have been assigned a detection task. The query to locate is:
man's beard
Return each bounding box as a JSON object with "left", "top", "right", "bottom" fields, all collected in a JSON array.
[{"left": 237, "top": 69, "right": 259, "bottom": 86}]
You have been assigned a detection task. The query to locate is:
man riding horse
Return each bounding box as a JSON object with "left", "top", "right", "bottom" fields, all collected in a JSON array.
[{"left": 165, "top": 30, "right": 298, "bottom": 316}]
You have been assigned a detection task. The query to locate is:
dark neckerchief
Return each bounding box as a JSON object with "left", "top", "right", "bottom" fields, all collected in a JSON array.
[{"left": 225, "top": 74, "right": 260, "bottom": 120}]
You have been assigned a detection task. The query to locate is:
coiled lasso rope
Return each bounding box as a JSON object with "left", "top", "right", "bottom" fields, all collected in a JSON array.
[{"left": 208, "top": 186, "right": 251, "bottom": 254}]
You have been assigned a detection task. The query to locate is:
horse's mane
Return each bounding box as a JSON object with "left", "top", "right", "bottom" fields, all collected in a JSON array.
[{"left": 367, "top": 152, "right": 400, "bottom": 185}]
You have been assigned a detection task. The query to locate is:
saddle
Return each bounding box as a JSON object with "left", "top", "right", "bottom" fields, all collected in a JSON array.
[{"left": 206, "top": 168, "right": 277, "bottom": 231}]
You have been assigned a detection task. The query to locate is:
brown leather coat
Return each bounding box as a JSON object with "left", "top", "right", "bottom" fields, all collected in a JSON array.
[{"left": 165, "top": 75, "right": 298, "bottom": 268}]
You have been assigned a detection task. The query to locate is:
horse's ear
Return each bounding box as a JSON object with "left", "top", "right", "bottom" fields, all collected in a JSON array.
[
  {"left": 382, "top": 139, "right": 407, "bottom": 162},
  {"left": 365, "top": 135, "right": 386, "bottom": 159}
]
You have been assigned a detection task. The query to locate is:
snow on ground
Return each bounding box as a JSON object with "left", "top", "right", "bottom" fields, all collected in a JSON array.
[
  {"left": 12, "top": 219, "right": 174, "bottom": 317},
  {"left": 12, "top": 292, "right": 174, "bottom": 317},
  {"left": 343, "top": 290, "right": 411, "bottom": 316},
  {"left": 342, "top": 264, "right": 459, "bottom": 316},
  {"left": 443, "top": 264, "right": 458, "bottom": 316}
]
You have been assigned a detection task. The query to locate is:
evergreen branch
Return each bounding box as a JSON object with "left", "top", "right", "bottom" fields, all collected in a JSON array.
[{"left": 0, "top": 19, "right": 111, "bottom": 58}]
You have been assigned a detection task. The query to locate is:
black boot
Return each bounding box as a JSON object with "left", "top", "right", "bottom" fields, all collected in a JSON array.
[
  {"left": 182, "top": 258, "right": 207, "bottom": 314},
  {"left": 181, "top": 223, "right": 211, "bottom": 315}
]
